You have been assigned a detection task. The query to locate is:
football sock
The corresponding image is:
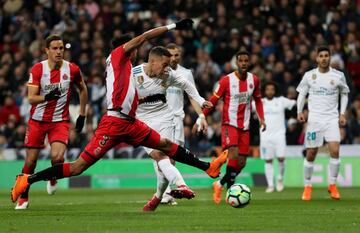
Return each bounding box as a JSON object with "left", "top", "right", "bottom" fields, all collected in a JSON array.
[
  {"left": 329, "top": 158, "right": 340, "bottom": 185},
  {"left": 278, "top": 160, "right": 285, "bottom": 181},
  {"left": 153, "top": 161, "right": 169, "bottom": 199},
  {"left": 20, "top": 164, "right": 34, "bottom": 198},
  {"left": 170, "top": 145, "right": 209, "bottom": 171},
  {"left": 219, "top": 159, "right": 238, "bottom": 188},
  {"left": 157, "top": 159, "right": 186, "bottom": 187},
  {"left": 265, "top": 162, "right": 274, "bottom": 187},
  {"left": 303, "top": 159, "right": 314, "bottom": 186},
  {"left": 28, "top": 163, "right": 70, "bottom": 184}
]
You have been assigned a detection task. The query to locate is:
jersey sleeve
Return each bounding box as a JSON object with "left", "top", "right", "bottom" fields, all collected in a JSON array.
[
  {"left": 71, "top": 63, "right": 84, "bottom": 86},
  {"left": 170, "top": 71, "right": 205, "bottom": 106},
  {"left": 110, "top": 45, "right": 128, "bottom": 68},
  {"left": 281, "top": 96, "right": 296, "bottom": 110},
  {"left": 296, "top": 72, "right": 310, "bottom": 94},
  {"left": 28, "top": 63, "right": 42, "bottom": 86},
  {"left": 339, "top": 72, "right": 350, "bottom": 94},
  {"left": 252, "top": 75, "right": 261, "bottom": 98},
  {"left": 213, "top": 76, "right": 228, "bottom": 98}
]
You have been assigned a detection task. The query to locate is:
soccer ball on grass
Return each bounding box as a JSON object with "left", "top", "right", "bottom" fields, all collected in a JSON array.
[{"left": 226, "top": 183, "right": 251, "bottom": 208}]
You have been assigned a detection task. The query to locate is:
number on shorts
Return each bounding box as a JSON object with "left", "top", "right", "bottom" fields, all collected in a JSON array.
[{"left": 306, "top": 132, "right": 316, "bottom": 141}]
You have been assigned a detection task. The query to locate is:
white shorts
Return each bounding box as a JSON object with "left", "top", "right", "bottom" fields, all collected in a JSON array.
[
  {"left": 143, "top": 119, "right": 175, "bottom": 154},
  {"left": 260, "top": 136, "right": 286, "bottom": 160},
  {"left": 173, "top": 116, "right": 184, "bottom": 146},
  {"left": 305, "top": 120, "right": 340, "bottom": 148}
]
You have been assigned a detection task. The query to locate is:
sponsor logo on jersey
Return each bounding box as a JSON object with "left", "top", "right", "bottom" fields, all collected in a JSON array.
[
  {"left": 44, "top": 83, "right": 61, "bottom": 91},
  {"left": 235, "top": 92, "right": 250, "bottom": 104},
  {"left": 330, "top": 80, "right": 335, "bottom": 85}
]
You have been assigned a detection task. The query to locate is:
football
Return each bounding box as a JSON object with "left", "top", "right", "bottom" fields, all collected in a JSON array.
[{"left": 226, "top": 183, "right": 251, "bottom": 208}]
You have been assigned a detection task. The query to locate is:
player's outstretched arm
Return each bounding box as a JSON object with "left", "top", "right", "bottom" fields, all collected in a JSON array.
[
  {"left": 123, "top": 19, "right": 194, "bottom": 55},
  {"left": 75, "top": 78, "right": 88, "bottom": 133},
  {"left": 296, "top": 92, "right": 307, "bottom": 123}
]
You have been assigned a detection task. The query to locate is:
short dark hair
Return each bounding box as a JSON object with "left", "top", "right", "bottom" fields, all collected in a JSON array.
[
  {"left": 166, "top": 43, "right": 181, "bottom": 50},
  {"left": 317, "top": 45, "right": 331, "bottom": 55},
  {"left": 45, "top": 35, "right": 63, "bottom": 48},
  {"left": 262, "top": 81, "right": 280, "bottom": 96},
  {"left": 111, "top": 34, "right": 133, "bottom": 48},
  {"left": 236, "top": 50, "right": 250, "bottom": 59},
  {"left": 149, "top": 46, "right": 172, "bottom": 57}
]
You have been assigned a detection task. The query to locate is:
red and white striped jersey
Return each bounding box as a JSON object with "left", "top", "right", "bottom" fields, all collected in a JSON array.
[
  {"left": 105, "top": 45, "right": 138, "bottom": 118},
  {"left": 213, "top": 71, "right": 261, "bottom": 130},
  {"left": 28, "top": 60, "right": 83, "bottom": 122}
]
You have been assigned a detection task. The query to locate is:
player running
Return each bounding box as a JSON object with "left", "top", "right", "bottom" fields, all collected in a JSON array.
[
  {"left": 260, "top": 81, "right": 295, "bottom": 193},
  {"left": 133, "top": 46, "right": 213, "bottom": 211},
  {"left": 15, "top": 35, "right": 88, "bottom": 209},
  {"left": 297, "top": 46, "right": 349, "bottom": 201},
  {"left": 160, "top": 43, "right": 207, "bottom": 205},
  {"left": 194, "top": 50, "right": 266, "bottom": 204},
  {"left": 11, "top": 19, "right": 228, "bottom": 208}
]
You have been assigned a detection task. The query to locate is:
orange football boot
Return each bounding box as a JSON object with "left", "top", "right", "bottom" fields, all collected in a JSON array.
[
  {"left": 206, "top": 150, "right": 228, "bottom": 178},
  {"left": 328, "top": 184, "right": 340, "bottom": 200},
  {"left": 11, "top": 174, "right": 30, "bottom": 203},
  {"left": 212, "top": 181, "right": 223, "bottom": 204},
  {"left": 301, "top": 185, "right": 312, "bottom": 201}
]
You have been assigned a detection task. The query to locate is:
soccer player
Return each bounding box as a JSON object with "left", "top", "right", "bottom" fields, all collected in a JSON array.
[
  {"left": 133, "top": 46, "right": 212, "bottom": 210},
  {"left": 297, "top": 46, "right": 349, "bottom": 201},
  {"left": 161, "top": 43, "right": 206, "bottom": 205},
  {"left": 15, "top": 35, "right": 88, "bottom": 210},
  {"left": 11, "top": 19, "right": 228, "bottom": 208},
  {"left": 195, "top": 50, "right": 266, "bottom": 204},
  {"left": 260, "top": 81, "right": 296, "bottom": 193}
]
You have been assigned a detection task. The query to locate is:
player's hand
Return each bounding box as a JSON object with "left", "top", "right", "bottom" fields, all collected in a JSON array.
[
  {"left": 192, "top": 116, "right": 208, "bottom": 135},
  {"left": 44, "top": 88, "right": 61, "bottom": 101},
  {"left": 202, "top": 101, "right": 213, "bottom": 109},
  {"left": 339, "top": 114, "right": 347, "bottom": 126},
  {"left": 175, "top": 18, "right": 194, "bottom": 30},
  {"left": 259, "top": 119, "right": 266, "bottom": 132},
  {"left": 297, "top": 113, "right": 306, "bottom": 123},
  {"left": 75, "top": 115, "right": 86, "bottom": 133}
]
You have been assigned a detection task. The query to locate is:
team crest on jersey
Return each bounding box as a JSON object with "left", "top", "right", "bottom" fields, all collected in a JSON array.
[
  {"left": 137, "top": 76, "right": 144, "bottom": 84},
  {"left": 330, "top": 80, "right": 335, "bottom": 85},
  {"left": 312, "top": 74, "right": 317, "bottom": 80},
  {"left": 249, "top": 84, "right": 254, "bottom": 89},
  {"left": 63, "top": 74, "right": 68, "bottom": 80}
]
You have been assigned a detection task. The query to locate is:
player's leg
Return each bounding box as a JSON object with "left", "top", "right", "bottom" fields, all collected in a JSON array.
[
  {"left": 275, "top": 138, "right": 286, "bottom": 192},
  {"left": 302, "top": 122, "right": 323, "bottom": 201},
  {"left": 143, "top": 161, "right": 169, "bottom": 211},
  {"left": 260, "top": 140, "right": 275, "bottom": 193},
  {"left": 325, "top": 121, "right": 341, "bottom": 199},
  {"left": 16, "top": 119, "right": 45, "bottom": 209},
  {"left": 150, "top": 150, "right": 195, "bottom": 200},
  {"left": 11, "top": 116, "right": 117, "bottom": 203},
  {"left": 138, "top": 124, "right": 227, "bottom": 178},
  {"left": 47, "top": 121, "right": 69, "bottom": 195}
]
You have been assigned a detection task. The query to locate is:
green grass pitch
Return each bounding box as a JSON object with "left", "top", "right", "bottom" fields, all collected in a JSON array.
[{"left": 1, "top": 187, "right": 359, "bottom": 233}]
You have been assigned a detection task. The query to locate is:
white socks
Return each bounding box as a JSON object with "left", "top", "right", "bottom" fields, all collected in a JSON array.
[
  {"left": 153, "top": 161, "right": 169, "bottom": 199},
  {"left": 278, "top": 160, "right": 285, "bottom": 181},
  {"left": 265, "top": 163, "right": 274, "bottom": 187},
  {"left": 329, "top": 158, "right": 340, "bottom": 185},
  {"left": 303, "top": 159, "right": 314, "bottom": 186},
  {"left": 157, "top": 159, "right": 186, "bottom": 187}
]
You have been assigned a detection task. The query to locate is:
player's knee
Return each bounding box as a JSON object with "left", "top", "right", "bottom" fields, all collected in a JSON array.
[
  {"left": 158, "top": 138, "right": 173, "bottom": 151},
  {"left": 265, "top": 159, "right": 273, "bottom": 163},
  {"left": 237, "top": 155, "right": 247, "bottom": 169},
  {"left": 70, "top": 162, "right": 87, "bottom": 176},
  {"left": 278, "top": 157, "right": 285, "bottom": 162},
  {"left": 150, "top": 150, "right": 167, "bottom": 162}
]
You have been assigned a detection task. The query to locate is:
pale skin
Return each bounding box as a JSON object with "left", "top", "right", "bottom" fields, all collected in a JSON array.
[
  {"left": 26, "top": 40, "right": 88, "bottom": 170},
  {"left": 297, "top": 50, "right": 346, "bottom": 161}
]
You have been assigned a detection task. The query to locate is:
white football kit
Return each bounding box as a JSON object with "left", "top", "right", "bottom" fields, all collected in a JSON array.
[
  {"left": 133, "top": 64, "right": 205, "bottom": 154},
  {"left": 166, "top": 65, "right": 195, "bottom": 146},
  {"left": 260, "top": 97, "right": 296, "bottom": 160},
  {"left": 296, "top": 67, "right": 350, "bottom": 148}
]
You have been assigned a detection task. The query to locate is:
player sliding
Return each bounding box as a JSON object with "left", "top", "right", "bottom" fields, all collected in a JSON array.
[
  {"left": 194, "top": 51, "right": 266, "bottom": 204},
  {"left": 259, "top": 81, "right": 295, "bottom": 193},
  {"left": 297, "top": 46, "right": 349, "bottom": 201},
  {"left": 133, "top": 46, "right": 213, "bottom": 211},
  {"left": 11, "top": 19, "right": 228, "bottom": 206}
]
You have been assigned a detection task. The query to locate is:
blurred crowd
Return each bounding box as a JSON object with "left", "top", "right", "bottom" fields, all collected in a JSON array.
[{"left": 1, "top": 0, "right": 360, "bottom": 158}]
